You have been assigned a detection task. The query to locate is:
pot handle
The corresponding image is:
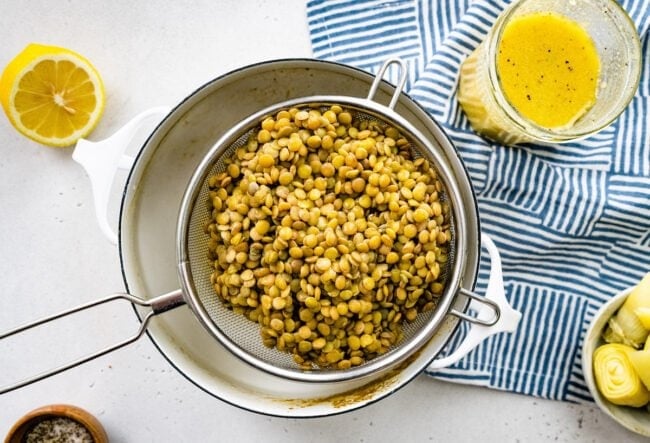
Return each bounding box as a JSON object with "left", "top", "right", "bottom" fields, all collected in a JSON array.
[
  {"left": 428, "top": 234, "right": 522, "bottom": 369},
  {"left": 72, "top": 107, "right": 171, "bottom": 245}
]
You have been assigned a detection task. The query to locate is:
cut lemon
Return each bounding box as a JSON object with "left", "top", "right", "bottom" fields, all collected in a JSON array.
[{"left": 0, "top": 43, "right": 105, "bottom": 147}]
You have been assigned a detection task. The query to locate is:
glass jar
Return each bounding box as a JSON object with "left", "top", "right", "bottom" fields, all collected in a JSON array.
[{"left": 457, "top": 0, "right": 642, "bottom": 145}]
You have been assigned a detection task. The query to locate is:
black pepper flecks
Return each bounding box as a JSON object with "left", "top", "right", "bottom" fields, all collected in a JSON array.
[{"left": 25, "top": 417, "right": 94, "bottom": 443}]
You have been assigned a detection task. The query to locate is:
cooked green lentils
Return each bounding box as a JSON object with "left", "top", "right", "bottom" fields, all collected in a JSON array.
[{"left": 205, "top": 105, "right": 451, "bottom": 369}]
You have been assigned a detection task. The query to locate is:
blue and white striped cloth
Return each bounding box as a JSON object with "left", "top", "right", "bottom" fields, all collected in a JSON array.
[{"left": 307, "top": 0, "right": 650, "bottom": 403}]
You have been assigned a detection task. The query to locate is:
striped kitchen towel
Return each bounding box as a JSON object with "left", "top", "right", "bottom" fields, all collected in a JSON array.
[{"left": 307, "top": 0, "right": 650, "bottom": 403}]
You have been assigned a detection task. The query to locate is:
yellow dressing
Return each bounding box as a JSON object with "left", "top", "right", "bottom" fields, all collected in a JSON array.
[{"left": 496, "top": 13, "right": 600, "bottom": 129}]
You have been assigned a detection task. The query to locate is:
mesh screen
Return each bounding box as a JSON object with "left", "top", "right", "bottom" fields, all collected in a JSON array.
[{"left": 185, "top": 104, "right": 456, "bottom": 373}]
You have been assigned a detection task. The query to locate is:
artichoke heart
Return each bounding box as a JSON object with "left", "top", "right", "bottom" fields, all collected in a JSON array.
[
  {"left": 603, "top": 273, "right": 650, "bottom": 348},
  {"left": 635, "top": 307, "right": 650, "bottom": 330},
  {"left": 593, "top": 343, "right": 649, "bottom": 407},
  {"left": 627, "top": 349, "right": 650, "bottom": 391}
]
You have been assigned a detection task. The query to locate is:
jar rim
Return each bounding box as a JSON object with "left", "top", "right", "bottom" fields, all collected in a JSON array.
[{"left": 484, "top": 0, "right": 642, "bottom": 143}]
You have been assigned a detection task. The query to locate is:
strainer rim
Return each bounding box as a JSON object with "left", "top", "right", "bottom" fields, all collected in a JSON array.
[{"left": 176, "top": 94, "right": 468, "bottom": 384}]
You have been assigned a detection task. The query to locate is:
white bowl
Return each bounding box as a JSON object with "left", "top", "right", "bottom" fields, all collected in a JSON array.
[{"left": 582, "top": 287, "right": 650, "bottom": 437}]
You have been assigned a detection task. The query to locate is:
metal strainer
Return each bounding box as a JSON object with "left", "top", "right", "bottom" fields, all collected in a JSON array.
[
  {"left": 0, "top": 59, "right": 500, "bottom": 394},
  {"left": 176, "top": 58, "right": 499, "bottom": 383}
]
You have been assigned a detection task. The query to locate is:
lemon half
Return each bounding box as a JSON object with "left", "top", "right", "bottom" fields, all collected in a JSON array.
[{"left": 0, "top": 43, "right": 105, "bottom": 147}]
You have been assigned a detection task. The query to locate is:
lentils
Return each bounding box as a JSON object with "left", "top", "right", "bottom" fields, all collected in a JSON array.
[{"left": 205, "top": 104, "right": 451, "bottom": 370}]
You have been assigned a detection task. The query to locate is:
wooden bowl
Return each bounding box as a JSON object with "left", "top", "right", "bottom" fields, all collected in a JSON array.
[{"left": 5, "top": 404, "right": 108, "bottom": 443}]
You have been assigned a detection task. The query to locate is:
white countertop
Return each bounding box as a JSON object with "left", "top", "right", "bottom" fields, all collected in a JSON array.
[{"left": 0, "top": 1, "right": 646, "bottom": 441}]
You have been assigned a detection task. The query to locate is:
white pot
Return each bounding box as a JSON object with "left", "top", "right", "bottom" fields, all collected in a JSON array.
[{"left": 2, "top": 59, "right": 520, "bottom": 417}]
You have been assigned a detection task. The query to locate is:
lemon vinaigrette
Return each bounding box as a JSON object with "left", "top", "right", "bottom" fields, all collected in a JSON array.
[
  {"left": 456, "top": 0, "right": 641, "bottom": 145},
  {"left": 496, "top": 13, "right": 600, "bottom": 129}
]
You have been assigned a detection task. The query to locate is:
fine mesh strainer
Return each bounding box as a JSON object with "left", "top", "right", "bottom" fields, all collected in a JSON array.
[
  {"left": 0, "top": 58, "right": 500, "bottom": 394},
  {"left": 177, "top": 58, "right": 500, "bottom": 383}
]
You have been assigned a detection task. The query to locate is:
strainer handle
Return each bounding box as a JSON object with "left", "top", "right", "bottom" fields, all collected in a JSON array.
[
  {"left": 72, "top": 106, "right": 171, "bottom": 245},
  {"left": 367, "top": 58, "right": 408, "bottom": 110},
  {"left": 427, "top": 234, "right": 522, "bottom": 370},
  {"left": 0, "top": 289, "right": 184, "bottom": 395}
]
